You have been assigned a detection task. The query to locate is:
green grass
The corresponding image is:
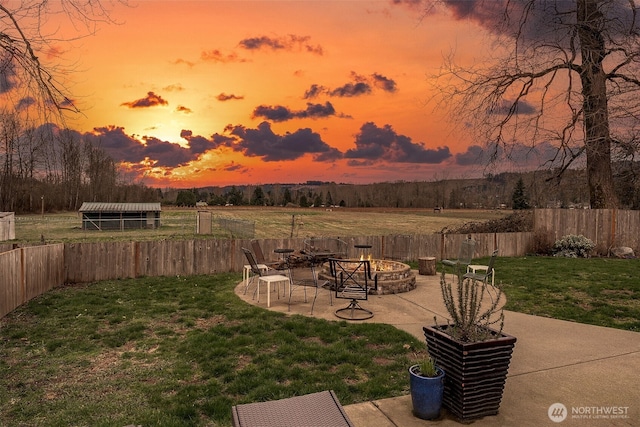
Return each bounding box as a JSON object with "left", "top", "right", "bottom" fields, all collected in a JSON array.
[
  {"left": 0, "top": 273, "right": 424, "bottom": 427},
  {"left": 495, "top": 256, "right": 640, "bottom": 332},
  {"left": 2, "top": 257, "right": 638, "bottom": 426}
]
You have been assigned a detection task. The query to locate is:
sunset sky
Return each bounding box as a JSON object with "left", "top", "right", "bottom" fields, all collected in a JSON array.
[{"left": 50, "top": 0, "right": 548, "bottom": 188}]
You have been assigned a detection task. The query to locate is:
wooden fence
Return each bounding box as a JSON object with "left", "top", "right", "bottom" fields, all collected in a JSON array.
[
  {"left": 1, "top": 232, "right": 530, "bottom": 318},
  {"left": 534, "top": 209, "right": 640, "bottom": 255},
  {"left": 3, "top": 208, "right": 640, "bottom": 319},
  {"left": 0, "top": 244, "right": 65, "bottom": 318}
]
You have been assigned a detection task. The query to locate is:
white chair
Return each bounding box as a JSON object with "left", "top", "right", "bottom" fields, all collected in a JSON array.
[
  {"left": 242, "top": 247, "right": 289, "bottom": 307},
  {"left": 243, "top": 263, "right": 268, "bottom": 293}
]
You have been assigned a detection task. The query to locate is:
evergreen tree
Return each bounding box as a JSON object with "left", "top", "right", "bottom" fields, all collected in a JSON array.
[
  {"left": 326, "top": 191, "right": 334, "bottom": 207},
  {"left": 512, "top": 178, "right": 530, "bottom": 210},
  {"left": 226, "top": 186, "right": 244, "bottom": 205},
  {"left": 251, "top": 186, "right": 265, "bottom": 206},
  {"left": 283, "top": 188, "right": 292, "bottom": 205},
  {"left": 176, "top": 190, "right": 197, "bottom": 207}
]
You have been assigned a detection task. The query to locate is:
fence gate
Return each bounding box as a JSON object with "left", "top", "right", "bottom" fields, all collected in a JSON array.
[{"left": 197, "top": 211, "right": 213, "bottom": 234}]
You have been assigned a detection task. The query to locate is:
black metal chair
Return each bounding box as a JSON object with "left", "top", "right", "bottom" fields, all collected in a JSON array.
[
  {"left": 286, "top": 255, "right": 322, "bottom": 314},
  {"left": 328, "top": 258, "right": 376, "bottom": 320}
]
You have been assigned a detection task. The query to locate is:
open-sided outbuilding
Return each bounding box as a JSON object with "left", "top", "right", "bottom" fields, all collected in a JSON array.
[{"left": 79, "top": 202, "right": 161, "bottom": 231}]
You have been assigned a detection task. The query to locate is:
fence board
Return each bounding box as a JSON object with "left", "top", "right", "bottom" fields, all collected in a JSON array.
[
  {"left": 0, "top": 243, "right": 15, "bottom": 254},
  {"left": 0, "top": 249, "right": 22, "bottom": 318},
  {"left": 22, "top": 244, "right": 64, "bottom": 301},
  {"left": 382, "top": 235, "right": 413, "bottom": 260},
  {"left": 615, "top": 210, "right": 640, "bottom": 252},
  {"left": 0, "top": 245, "right": 65, "bottom": 318},
  {"left": 534, "top": 209, "right": 639, "bottom": 255},
  {"left": 495, "top": 232, "right": 534, "bottom": 257},
  {"left": 192, "top": 239, "right": 231, "bottom": 275},
  {"left": 65, "top": 241, "right": 136, "bottom": 283},
  {"left": 138, "top": 240, "right": 199, "bottom": 277},
  {"left": 410, "top": 234, "right": 440, "bottom": 261}
]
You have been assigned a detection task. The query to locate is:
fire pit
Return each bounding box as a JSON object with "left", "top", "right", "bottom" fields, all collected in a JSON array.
[{"left": 319, "top": 259, "right": 416, "bottom": 295}]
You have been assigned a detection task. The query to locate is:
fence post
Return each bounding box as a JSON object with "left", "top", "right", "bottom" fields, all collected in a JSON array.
[{"left": 20, "top": 247, "right": 26, "bottom": 306}]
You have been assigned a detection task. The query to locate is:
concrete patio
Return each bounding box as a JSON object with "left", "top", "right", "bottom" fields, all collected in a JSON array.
[{"left": 234, "top": 268, "right": 640, "bottom": 426}]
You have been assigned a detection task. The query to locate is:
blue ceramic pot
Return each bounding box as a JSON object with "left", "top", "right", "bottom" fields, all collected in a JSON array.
[{"left": 409, "top": 364, "right": 445, "bottom": 420}]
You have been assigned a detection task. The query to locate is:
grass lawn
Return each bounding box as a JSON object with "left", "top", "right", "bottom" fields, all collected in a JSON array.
[
  {"left": 0, "top": 273, "right": 424, "bottom": 427},
  {"left": 496, "top": 256, "right": 640, "bottom": 332},
  {"left": 1, "top": 257, "right": 638, "bottom": 426}
]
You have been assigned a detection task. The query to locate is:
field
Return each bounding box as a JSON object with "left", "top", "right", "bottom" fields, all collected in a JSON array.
[{"left": 14, "top": 207, "right": 511, "bottom": 243}]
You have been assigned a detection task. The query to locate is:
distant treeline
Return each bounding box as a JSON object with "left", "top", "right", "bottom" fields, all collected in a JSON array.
[
  {"left": 0, "top": 116, "right": 159, "bottom": 214},
  {"left": 165, "top": 166, "right": 640, "bottom": 210},
  {"left": 5, "top": 145, "right": 640, "bottom": 214}
]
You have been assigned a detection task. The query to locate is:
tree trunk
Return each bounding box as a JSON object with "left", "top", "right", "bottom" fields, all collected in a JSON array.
[{"left": 577, "top": 0, "right": 618, "bottom": 208}]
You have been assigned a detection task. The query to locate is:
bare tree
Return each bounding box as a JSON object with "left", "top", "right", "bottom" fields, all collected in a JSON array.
[
  {"left": 58, "top": 129, "right": 85, "bottom": 210},
  {"left": 85, "top": 139, "right": 117, "bottom": 202},
  {"left": 431, "top": 0, "right": 640, "bottom": 208},
  {"left": 0, "top": 110, "right": 20, "bottom": 210},
  {"left": 0, "top": 1, "right": 124, "bottom": 118}
]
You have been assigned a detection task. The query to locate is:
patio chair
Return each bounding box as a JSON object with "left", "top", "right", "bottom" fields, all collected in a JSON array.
[
  {"left": 231, "top": 390, "right": 355, "bottom": 427},
  {"left": 286, "top": 255, "right": 323, "bottom": 314},
  {"left": 251, "top": 239, "right": 284, "bottom": 269},
  {"left": 442, "top": 237, "right": 476, "bottom": 275},
  {"left": 464, "top": 249, "right": 499, "bottom": 285},
  {"left": 302, "top": 237, "right": 348, "bottom": 261},
  {"left": 328, "top": 258, "right": 377, "bottom": 320},
  {"left": 242, "top": 247, "right": 289, "bottom": 306}
]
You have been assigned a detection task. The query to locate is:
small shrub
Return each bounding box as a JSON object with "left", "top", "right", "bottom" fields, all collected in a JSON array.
[
  {"left": 437, "top": 271, "right": 505, "bottom": 342},
  {"left": 552, "top": 234, "right": 595, "bottom": 258}
]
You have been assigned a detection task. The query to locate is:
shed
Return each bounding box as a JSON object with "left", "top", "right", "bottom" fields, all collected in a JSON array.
[{"left": 79, "top": 202, "right": 161, "bottom": 231}]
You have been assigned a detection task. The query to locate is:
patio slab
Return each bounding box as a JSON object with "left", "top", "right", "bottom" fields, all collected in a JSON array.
[{"left": 235, "top": 269, "right": 640, "bottom": 426}]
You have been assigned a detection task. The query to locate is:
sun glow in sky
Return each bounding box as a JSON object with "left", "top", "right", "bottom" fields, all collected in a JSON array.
[{"left": 48, "top": 0, "right": 529, "bottom": 188}]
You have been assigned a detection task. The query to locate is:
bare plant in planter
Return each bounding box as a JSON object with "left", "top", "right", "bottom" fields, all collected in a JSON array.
[{"left": 423, "top": 269, "right": 517, "bottom": 421}]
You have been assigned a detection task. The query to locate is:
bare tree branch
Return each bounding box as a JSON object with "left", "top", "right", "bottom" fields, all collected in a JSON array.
[
  {"left": 430, "top": 0, "right": 640, "bottom": 208},
  {"left": 0, "top": 1, "right": 126, "bottom": 121}
]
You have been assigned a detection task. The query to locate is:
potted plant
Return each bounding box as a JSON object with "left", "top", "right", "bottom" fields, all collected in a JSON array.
[
  {"left": 408, "top": 354, "right": 445, "bottom": 420},
  {"left": 423, "top": 269, "right": 517, "bottom": 421}
]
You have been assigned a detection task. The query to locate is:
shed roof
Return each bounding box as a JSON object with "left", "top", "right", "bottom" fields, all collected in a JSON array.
[{"left": 79, "top": 202, "right": 161, "bottom": 213}]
